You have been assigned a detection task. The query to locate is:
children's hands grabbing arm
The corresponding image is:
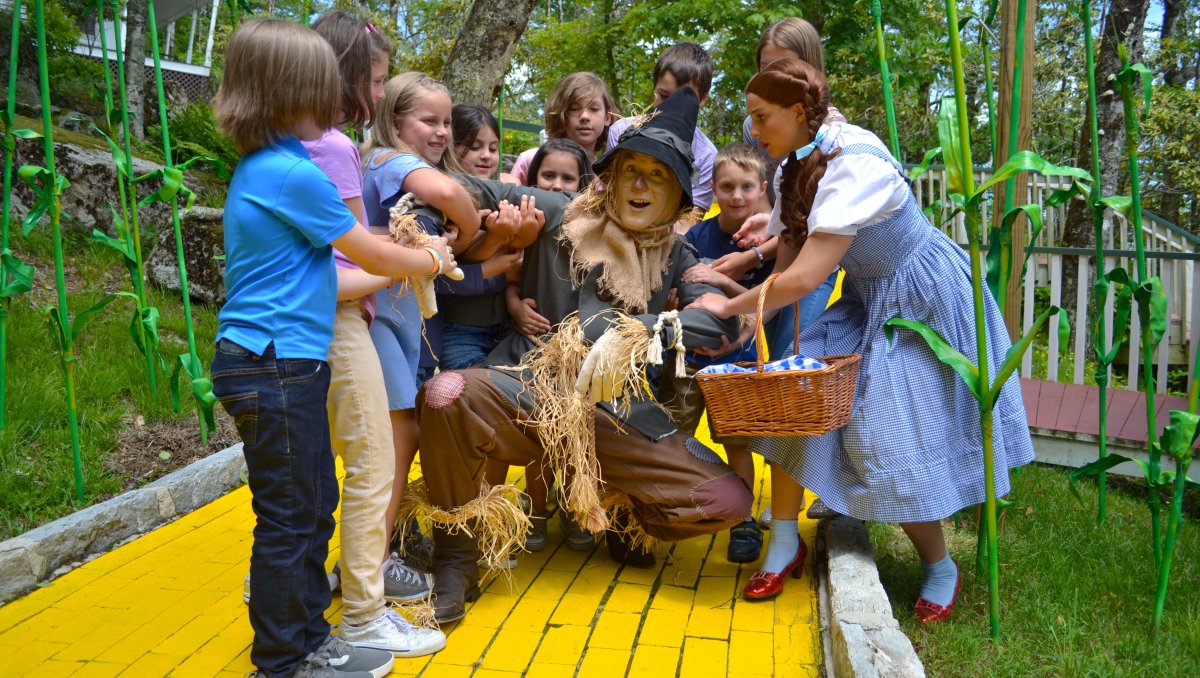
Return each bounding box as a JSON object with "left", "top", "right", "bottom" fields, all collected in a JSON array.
[
  {"left": 682, "top": 263, "right": 747, "bottom": 297},
  {"left": 506, "top": 286, "right": 552, "bottom": 337},
  {"left": 402, "top": 167, "right": 481, "bottom": 251},
  {"left": 462, "top": 201, "right": 520, "bottom": 262},
  {"left": 333, "top": 224, "right": 457, "bottom": 279},
  {"left": 509, "top": 195, "right": 544, "bottom": 250}
]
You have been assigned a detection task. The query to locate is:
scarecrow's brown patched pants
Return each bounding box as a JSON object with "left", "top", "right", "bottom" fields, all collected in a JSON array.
[{"left": 417, "top": 367, "right": 752, "bottom": 541}]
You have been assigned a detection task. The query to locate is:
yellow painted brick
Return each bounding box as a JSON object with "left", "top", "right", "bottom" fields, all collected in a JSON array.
[
  {"left": 418, "top": 664, "right": 474, "bottom": 678},
  {"left": 1, "top": 640, "right": 69, "bottom": 675},
  {"left": 530, "top": 624, "right": 589, "bottom": 666},
  {"left": 699, "top": 553, "right": 741, "bottom": 578},
  {"left": 649, "top": 584, "right": 694, "bottom": 611},
  {"left": 730, "top": 597, "right": 775, "bottom": 632},
  {"left": 5, "top": 609, "right": 95, "bottom": 647},
  {"left": 728, "top": 630, "right": 774, "bottom": 675},
  {"left": 40, "top": 658, "right": 87, "bottom": 675},
  {"left": 70, "top": 660, "right": 128, "bottom": 677},
  {"left": 523, "top": 569, "right": 578, "bottom": 600},
  {"left": 614, "top": 559, "right": 662, "bottom": 585},
  {"left": 629, "top": 643, "right": 680, "bottom": 675},
  {"left": 684, "top": 604, "right": 732, "bottom": 640},
  {"left": 501, "top": 595, "right": 557, "bottom": 632},
  {"left": 773, "top": 583, "right": 817, "bottom": 627},
  {"left": 431, "top": 624, "right": 496, "bottom": 666},
  {"left": 549, "top": 592, "right": 603, "bottom": 626},
  {"left": 459, "top": 589, "right": 518, "bottom": 629},
  {"left": 56, "top": 623, "right": 139, "bottom": 661},
  {"left": 603, "top": 582, "right": 650, "bottom": 614},
  {"left": 773, "top": 622, "right": 819, "bottom": 666},
  {"left": 637, "top": 607, "right": 687, "bottom": 648},
  {"left": 120, "top": 651, "right": 183, "bottom": 676},
  {"left": 153, "top": 613, "right": 228, "bottom": 657},
  {"left": 576, "top": 647, "right": 631, "bottom": 678},
  {"left": 473, "top": 670, "right": 523, "bottom": 678},
  {"left": 678, "top": 637, "right": 728, "bottom": 678},
  {"left": 523, "top": 663, "right": 577, "bottom": 678},
  {"left": 95, "top": 606, "right": 201, "bottom": 663},
  {"left": 543, "top": 547, "right": 594, "bottom": 572},
  {"left": 565, "top": 566, "right": 617, "bottom": 594},
  {"left": 220, "top": 644, "right": 255, "bottom": 674},
  {"left": 477, "top": 627, "right": 541, "bottom": 673},
  {"left": 390, "top": 654, "right": 432, "bottom": 676},
  {"left": 694, "top": 575, "right": 737, "bottom": 609},
  {"left": 172, "top": 619, "right": 253, "bottom": 678},
  {"left": 587, "top": 610, "right": 639, "bottom": 651}
]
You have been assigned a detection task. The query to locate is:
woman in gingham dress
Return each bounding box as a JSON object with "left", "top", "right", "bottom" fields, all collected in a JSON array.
[{"left": 689, "top": 59, "right": 1033, "bottom": 621}]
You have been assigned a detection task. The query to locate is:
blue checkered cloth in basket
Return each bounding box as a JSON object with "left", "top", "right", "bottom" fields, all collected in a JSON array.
[{"left": 695, "top": 354, "right": 827, "bottom": 375}]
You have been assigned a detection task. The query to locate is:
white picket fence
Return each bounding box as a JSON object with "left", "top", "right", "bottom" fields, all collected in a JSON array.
[{"left": 911, "top": 167, "right": 1200, "bottom": 392}]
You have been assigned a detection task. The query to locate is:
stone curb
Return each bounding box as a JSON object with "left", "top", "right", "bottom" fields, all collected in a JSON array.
[
  {"left": 818, "top": 516, "right": 925, "bottom": 678},
  {"left": 0, "top": 444, "right": 246, "bottom": 605}
]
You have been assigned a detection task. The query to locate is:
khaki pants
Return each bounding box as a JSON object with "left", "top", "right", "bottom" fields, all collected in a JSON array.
[
  {"left": 326, "top": 302, "right": 393, "bottom": 625},
  {"left": 417, "top": 368, "right": 752, "bottom": 542}
]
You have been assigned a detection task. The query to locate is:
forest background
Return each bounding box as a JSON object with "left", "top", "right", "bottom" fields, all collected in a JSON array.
[{"left": 4, "top": 0, "right": 1198, "bottom": 237}]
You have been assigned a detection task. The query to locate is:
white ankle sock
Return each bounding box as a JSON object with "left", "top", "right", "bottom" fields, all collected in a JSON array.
[
  {"left": 919, "top": 554, "right": 959, "bottom": 606},
  {"left": 761, "top": 519, "right": 800, "bottom": 573}
]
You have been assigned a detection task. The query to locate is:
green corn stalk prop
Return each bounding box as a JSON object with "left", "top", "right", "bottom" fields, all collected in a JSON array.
[
  {"left": 27, "top": 0, "right": 119, "bottom": 501},
  {"left": 870, "top": 0, "right": 901, "bottom": 159},
  {"left": 95, "top": 0, "right": 163, "bottom": 392},
  {"left": 1, "top": 0, "right": 36, "bottom": 429},
  {"left": 992, "top": 0, "right": 1030, "bottom": 316},
  {"left": 145, "top": 0, "right": 217, "bottom": 443},
  {"left": 981, "top": 0, "right": 999, "bottom": 164},
  {"left": 884, "top": 0, "right": 1088, "bottom": 638}
]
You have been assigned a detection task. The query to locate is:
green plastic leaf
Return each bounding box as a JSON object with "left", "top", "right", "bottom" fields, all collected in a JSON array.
[
  {"left": 1093, "top": 267, "right": 1134, "bottom": 365},
  {"left": 1068, "top": 454, "right": 1150, "bottom": 503},
  {"left": 985, "top": 204, "right": 1044, "bottom": 301},
  {"left": 884, "top": 316, "right": 982, "bottom": 401},
  {"left": 908, "top": 146, "right": 942, "bottom": 182},
  {"left": 1158, "top": 410, "right": 1200, "bottom": 463},
  {"left": 170, "top": 352, "right": 217, "bottom": 431},
  {"left": 90, "top": 228, "right": 136, "bottom": 263},
  {"left": 95, "top": 127, "right": 131, "bottom": 179},
  {"left": 13, "top": 129, "right": 43, "bottom": 139},
  {"left": 42, "top": 305, "right": 67, "bottom": 353},
  {"left": 989, "top": 306, "right": 1062, "bottom": 409},
  {"left": 69, "top": 294, "right": 119, "bottom": 343},
  {"left": 1058, "top": 310, "right": 1070, "bottom": 355},
  {"left": 973, "top": 151, "right": 1092, "bottom": 199},
  {"left": 936, "top": 97, "right": 970, "bottom": 200},
  {"left": 1098, "top": 195, "right": 1133, "bottom": 219},
  {"left": 1114, "top": 62, "right": 1153, "bottom": 116},
  {"left": 1134, "top": 277, "right": 1168, "bottom": 351},
  {"left": 0, "top": 250, "right": 35, "bottom": 298}
]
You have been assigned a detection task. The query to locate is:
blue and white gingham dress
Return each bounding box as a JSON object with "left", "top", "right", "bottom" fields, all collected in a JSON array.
[{"left": 749, "top": 142, "right": 1035, "bottom": 523}]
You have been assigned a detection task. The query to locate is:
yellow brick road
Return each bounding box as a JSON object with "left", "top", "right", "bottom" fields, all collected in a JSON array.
[{"left": 0, "top": 440, "right": 821, "bottom": 676}]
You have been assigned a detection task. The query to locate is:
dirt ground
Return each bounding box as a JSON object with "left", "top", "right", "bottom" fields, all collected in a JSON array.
[{"left": 105, "top": 409, "right": 240, "bottom": 492}]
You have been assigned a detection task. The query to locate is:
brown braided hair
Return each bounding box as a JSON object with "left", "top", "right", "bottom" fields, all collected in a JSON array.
[{"left": 744, "top": 58, "right": 839, "bottom": 250}]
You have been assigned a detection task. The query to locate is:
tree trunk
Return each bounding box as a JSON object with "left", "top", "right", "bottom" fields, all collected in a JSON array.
[
  {"left": 124, "top": 0, "right": 147, "bottom": 142},
  {"left": 1160, "top": 0, "right": 1185, "bottom": 87},
  {"left": 440, "top": 0, "right": 538, "bottom": 105},
  {"left": 1061, "top": 0, "right": 1151, "bottom": 253},
  {"left": 992, "top": 0, "right": 1037, "bottom": 341}
]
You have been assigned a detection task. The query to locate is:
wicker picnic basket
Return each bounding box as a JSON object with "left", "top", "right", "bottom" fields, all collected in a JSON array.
[{"left": 696, "top": 273, "right": 861, "bottom": 438}]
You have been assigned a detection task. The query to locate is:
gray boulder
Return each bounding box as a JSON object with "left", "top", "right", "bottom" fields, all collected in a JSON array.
[
  {"left": 12, "top": 137, "right": 170, "bottom": 237},
  {"left": 147, "top": 206, "right": 225, "bottom": 305}
]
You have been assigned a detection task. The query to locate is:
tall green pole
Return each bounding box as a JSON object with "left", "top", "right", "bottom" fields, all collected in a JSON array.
[
  {"left": 34, "top": 0, "right": 85, "bottom": 501},
  {"left": 871, "top": 0, "right": 901, "bottom": 160},
  {"left": 0, "top": 0, "right": 23, "bottom": 430},
  {"left": 147, "top": 1, "right": 209, "bottom": 444},
  {"left": 1080, "top": 0, "right": 1110, "bottom": 524},
  {"left": 946, "top": 0, "right": 1000, "bottom": 640}
]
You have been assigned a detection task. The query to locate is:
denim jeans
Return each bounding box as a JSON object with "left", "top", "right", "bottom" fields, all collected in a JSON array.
[
  {"left": 440, "top": 321, "right": 510, "bottom": 371},
  {"left": 212, "top": 339, "right": 339, "bottom": 677}
]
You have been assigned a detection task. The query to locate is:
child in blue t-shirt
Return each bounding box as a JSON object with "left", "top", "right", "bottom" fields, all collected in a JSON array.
[{"left": 211, "top": 19, "right": 454, "bottom": 678}]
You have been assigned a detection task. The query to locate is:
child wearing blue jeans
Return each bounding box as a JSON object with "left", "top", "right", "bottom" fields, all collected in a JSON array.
[
  {"left": 212, "top": 19, "right": 454, "bottom": 678},
  {"left": 681, "top": 143, "right": 835, "bottom": 564}
]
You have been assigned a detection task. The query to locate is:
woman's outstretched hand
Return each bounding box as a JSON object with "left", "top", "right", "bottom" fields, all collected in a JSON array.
[
  {"left": 733, "top": 212, "right": 771, "bottom": 247},
  {"left": 685, "top": 292, "right": 732, "bottom": 319}
]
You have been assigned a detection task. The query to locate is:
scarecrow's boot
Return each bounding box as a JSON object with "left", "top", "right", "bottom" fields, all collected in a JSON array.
[{"left": 431, "top": 526, "right": 480, "bottom": 624}]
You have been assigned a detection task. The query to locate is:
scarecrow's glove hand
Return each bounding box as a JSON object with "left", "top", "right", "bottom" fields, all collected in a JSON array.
[{"left": 575, "top": 329, "right": 627, "bottom": 404}]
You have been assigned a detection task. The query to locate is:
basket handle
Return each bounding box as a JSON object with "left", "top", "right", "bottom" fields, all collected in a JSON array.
[{"left": 753, "top": 273, "right": 802, "bottom": 373}]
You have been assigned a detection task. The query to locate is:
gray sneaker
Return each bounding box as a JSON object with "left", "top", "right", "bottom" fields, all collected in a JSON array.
[
  {"left": 305, "top": 634, "right": 393, "bottom": 678},
  {"left": 382, "top": 553, "right": 432, "bottom": 602},
  {"left": 339, "top": 608, "right": 446, "bottom": 657},
  {"left": 560, "top": 511, "right": 596, "bottom": 551}
]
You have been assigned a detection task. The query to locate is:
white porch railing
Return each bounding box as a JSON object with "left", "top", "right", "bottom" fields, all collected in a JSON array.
[{"left": 911, "top": 167, "right": 1199, "bottom": 392}]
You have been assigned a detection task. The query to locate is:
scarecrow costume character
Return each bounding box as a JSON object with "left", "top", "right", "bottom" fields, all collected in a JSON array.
[{"left": 413, "top": 87, "right": 753, "bottom": 623}]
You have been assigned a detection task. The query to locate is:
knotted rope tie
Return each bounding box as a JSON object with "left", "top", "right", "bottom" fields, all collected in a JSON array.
[{"left": 646, "top": 310, "right": 686, "bottom": 375}]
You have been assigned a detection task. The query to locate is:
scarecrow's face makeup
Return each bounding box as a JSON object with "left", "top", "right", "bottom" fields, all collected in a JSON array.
[
  {"left": 458, "top": 125, "right": 499, "bottom": 179},
  {"left": 612, "top": 152, "right": 681, "bottom": 231},
  {"left": 395, "top": 89, "right": 452, "bottom": 166}
]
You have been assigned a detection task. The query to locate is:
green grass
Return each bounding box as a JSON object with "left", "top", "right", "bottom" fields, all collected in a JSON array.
[
  {"left": 0, "top": 224, "right": 219, "bottom": 539},
  {"left": 869, "top": 464, "right": 1200, "bottom": 676}
]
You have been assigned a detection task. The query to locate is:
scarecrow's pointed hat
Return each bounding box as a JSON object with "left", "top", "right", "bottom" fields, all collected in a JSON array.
[{"left": 593, "top": 86, "right": 699, "bottom": 208}]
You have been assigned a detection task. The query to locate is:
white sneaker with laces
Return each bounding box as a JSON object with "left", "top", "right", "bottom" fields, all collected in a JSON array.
[{"left": 339, "top": 608, "right": 447, "bottom": 657}]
